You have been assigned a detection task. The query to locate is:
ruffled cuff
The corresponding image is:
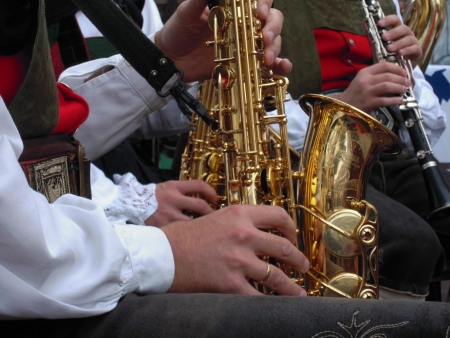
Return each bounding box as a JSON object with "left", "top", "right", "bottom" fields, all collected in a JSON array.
[{"left": 103, "top": 173, "right": 158, "bottom": 225}]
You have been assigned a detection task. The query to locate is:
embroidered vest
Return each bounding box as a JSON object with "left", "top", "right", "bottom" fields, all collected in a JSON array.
[{"left": 277, "top": 0, "right": 397, "bottom": 99}]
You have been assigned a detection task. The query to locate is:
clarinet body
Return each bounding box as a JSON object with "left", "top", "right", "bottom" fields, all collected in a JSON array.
[{"left": 362, "top": 0, "right": 450, "bottom": 220}]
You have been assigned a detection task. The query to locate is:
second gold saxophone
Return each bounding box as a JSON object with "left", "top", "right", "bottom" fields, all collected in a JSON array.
[{"left": 179, "top": 0, "right": 402, "bottom": 298}]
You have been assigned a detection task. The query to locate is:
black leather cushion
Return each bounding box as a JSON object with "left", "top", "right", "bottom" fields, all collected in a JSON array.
[{"left": 3, "top": 293, "right": 450, "bottom": 337}]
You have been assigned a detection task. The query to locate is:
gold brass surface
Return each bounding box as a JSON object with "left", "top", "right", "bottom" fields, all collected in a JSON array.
[
  {"left": 400, "top": 0, "right": 447, "bottom": 71},
  {"left": 297, "top": 94, "right": 402, "bottom": 298},
  {"left": 179, "top": 0, "right": 300, "bottom": 294},
  {"left": 180, "top": 0, "right": 296, "bottom": 213}
]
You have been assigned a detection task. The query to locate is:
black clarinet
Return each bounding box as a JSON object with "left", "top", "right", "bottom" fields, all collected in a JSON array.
[{"left": 362, "top": 0, "right": 450, "bottom": 220}]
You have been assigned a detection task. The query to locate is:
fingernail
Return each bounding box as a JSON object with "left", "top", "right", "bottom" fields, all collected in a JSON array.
[
  {"left": 303, "top": 258, "right": 310, "bottom": 272},
  {"left": 299, "top": 288, "right": 307, "bottom": 297},
  {"left": 265, "top": 50, "right": 275, "bottom": 66},
  {"left": 261, "top": 3, "right": 269, "bottom": 16},
  {"left": 265, "top": 30, "right": 274, "bottom": 44}
]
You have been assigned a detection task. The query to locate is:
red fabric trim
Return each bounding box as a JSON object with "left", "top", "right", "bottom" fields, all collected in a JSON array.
[
  {"left": 1, "top": 52, "right": 89, "bottom": 136},
  {"left": 52, "top": 82, "right": 89, "bottom": 135},
  {"left": 0, "top": 55, "right": 27, "bottom": 106},
  {"left": 314, "top": 28, "right": 372, "bottom": 92}
]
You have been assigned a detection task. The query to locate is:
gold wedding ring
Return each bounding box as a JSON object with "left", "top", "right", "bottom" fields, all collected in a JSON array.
[{"left": 257, "top": 262, "right": 271, "bottom": 284}]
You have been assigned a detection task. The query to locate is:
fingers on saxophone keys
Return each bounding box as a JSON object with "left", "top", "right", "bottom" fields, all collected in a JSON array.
[
  {"left": 254, "top": 262, "right": 307, "bottom": 297},
  {"left": 256, "top": 231, "right": 310, "bottom": 274}
]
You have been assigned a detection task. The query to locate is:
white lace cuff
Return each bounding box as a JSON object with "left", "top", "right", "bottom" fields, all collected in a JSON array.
[{"left": 103, "top": 173, "right": 158, "bottom": 225}]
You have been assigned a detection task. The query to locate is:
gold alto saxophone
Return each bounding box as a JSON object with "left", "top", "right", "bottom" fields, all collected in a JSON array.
[
  {"left": 179, "top": 0, "right": 401, "bottom": 298},
  {"left": 179, "top": 0, "right": 300, "bottom": 294}
]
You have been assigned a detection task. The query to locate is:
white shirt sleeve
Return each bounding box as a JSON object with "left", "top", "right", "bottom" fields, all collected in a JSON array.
[
  {"left": 0, "top": 98, "right": 174, "bottom": 319},
  {"left": 59, "top": 38, "right": 193, "bottom": 159},
  {"left": 141, "top": 0, "right": 164, "bottom": 35},
  {"left": 59, "top": 50, "right": 178, "bottom": 160},
  {"left": 408, "top": 66, "right": 447, "bottom": 148},
  {"left": 59, "top": 0, "right": 194, "bottom": 160}
]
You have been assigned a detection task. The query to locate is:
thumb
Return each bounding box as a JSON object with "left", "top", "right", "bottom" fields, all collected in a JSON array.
[{"left": 177, "top": 0, "right": 210, "bottom": 21}]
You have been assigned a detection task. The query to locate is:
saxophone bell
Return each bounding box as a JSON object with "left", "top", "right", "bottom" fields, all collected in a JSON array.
[{"left": 296, "top": 94, "right": 402, "bottom": 298}]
